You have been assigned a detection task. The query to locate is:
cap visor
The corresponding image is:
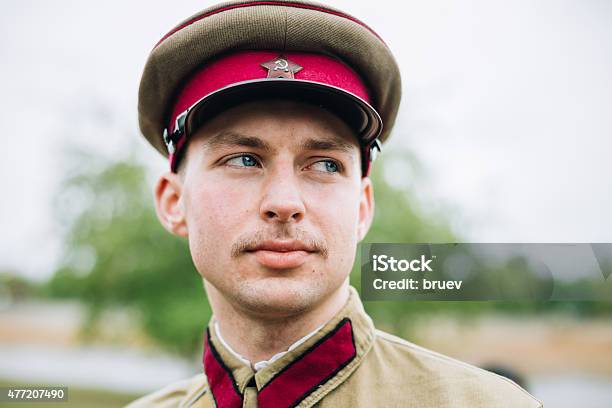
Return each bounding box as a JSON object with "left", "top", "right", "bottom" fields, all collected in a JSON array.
[{"left": 184, "top": 78, "right": 383, "bottom": 145}]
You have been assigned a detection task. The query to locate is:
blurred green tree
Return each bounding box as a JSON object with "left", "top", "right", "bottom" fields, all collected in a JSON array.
[{"left": 47, "top": 150, "right": 210, "bottom": 356}]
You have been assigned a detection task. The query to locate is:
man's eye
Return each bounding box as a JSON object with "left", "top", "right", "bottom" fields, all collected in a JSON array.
[
  {"left": 225, "top": 154, "right": 260, "bottom": 168},
  {"left": 309, "top": 160, "right": 340, "bottom": 173}
]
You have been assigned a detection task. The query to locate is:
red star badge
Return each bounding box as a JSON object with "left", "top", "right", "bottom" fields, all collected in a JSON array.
[{"left": 261, "top": 56, "right": 303, "bottom": 79}]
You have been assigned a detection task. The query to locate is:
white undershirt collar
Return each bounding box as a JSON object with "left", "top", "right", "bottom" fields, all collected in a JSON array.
[{"left": 214, "top": 321, "right": 324, "bottom": 372}]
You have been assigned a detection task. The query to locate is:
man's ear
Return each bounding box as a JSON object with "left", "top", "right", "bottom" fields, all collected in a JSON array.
[
  {"left": 154, "top": 172, "right": 188, "bottom": 237},
  {"left": 357, "top": 176, "right": 375, "bottom": 241}
]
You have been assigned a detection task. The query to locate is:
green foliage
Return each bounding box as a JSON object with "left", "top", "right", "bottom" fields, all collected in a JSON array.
[
  {"left": 352, "top": 155, "right": 469, "bottom": 336},
  {"left": 365, "top": 155, "right": 456, "bottom": 244},
  {"left": 353, "top": 156, "right": 612, "bottom": 338},
  {"left": 47, "top": 150, "right": 208, "bottom": 356}
]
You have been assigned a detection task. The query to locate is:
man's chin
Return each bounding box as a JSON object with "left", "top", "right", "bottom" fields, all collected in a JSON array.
[{"left": 230, "top": 277, "right": 327, "bottom": 318}]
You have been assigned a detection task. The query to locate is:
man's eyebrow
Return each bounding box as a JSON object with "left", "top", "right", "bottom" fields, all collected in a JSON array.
[
  {"left": 300, "top": 137, "right": 358, "bottom": 155},
  {"left": 201, "top": 131, "right": 357, "bottom": 158},
  {"left": 202, "top": 130, "right": 273, "bottom": 152}
]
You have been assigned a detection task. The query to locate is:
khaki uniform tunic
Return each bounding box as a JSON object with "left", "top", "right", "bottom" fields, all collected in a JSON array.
[{"left": 127, "top": 287, "right": 542, "bottom": 407}]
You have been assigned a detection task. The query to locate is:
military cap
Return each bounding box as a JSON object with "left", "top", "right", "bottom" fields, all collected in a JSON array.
[{"left": 138, "top": 0, "right": 401, "bottom": 176}]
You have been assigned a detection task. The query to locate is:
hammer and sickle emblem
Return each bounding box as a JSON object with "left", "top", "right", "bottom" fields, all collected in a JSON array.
[
  {"left": 261, "top": 55, "right": 303, "bottom": 78},
  {"left": 274, "top": 59, "right": 289, "bottom": 71}
]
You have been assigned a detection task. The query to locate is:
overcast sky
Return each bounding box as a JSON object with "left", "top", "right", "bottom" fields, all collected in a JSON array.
[{"left": 1, "top": 0, "right": 611, "bottom": 280}]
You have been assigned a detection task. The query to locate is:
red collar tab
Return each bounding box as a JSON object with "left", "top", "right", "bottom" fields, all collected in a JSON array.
[
  {"left": 203, "top": 330, "right": 243, "bottom": 408},
  {"left": 203, "top": 318, "right": 356, "bottom": 408}
]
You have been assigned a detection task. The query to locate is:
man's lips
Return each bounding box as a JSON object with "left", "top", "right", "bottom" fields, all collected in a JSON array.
[{"left": 245, "top": 240, "right": 317, "bottom": 269}]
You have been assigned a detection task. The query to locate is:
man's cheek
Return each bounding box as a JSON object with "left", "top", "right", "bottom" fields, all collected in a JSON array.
[
  {"left": 188, "top": 185, "right": 237, "bottom": 224},
  {"left": 185, "top": 191, "right": 224, "bottom": 249},
  {"left": 322, "top": 199, "right": 360, "bottom": 232},
  {"left": 323, "top": 213, "right": 358, "bottom": 256},
  {"left": 188, "top": 188, "right": 251, "bottom": 250}
]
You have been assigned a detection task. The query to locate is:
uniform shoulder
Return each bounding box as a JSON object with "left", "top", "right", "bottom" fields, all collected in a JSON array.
[
  {"left": 125, "top": 373, "right": 207, "bottom": 408},
  {"left": 372, "top": 329, "right": 543, "bottom": 407}
]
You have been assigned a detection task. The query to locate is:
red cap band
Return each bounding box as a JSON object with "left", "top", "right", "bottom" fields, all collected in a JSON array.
[{"left": 166, "top": 50, "right": 376, "bottom": 175}]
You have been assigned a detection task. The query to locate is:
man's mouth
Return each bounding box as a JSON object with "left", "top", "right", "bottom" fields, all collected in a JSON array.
[{"left": 245, "top": 240, "right": 317, "bottom": 269}]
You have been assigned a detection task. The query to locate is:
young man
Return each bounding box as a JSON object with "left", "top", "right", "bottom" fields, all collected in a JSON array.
[{"left": 130, "top": 1, "right": 542, "bottom": 407}]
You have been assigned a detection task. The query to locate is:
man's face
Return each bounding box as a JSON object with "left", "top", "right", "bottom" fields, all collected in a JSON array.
[{"left": 155, "top": 99, "right": 374, "bottom": 318}]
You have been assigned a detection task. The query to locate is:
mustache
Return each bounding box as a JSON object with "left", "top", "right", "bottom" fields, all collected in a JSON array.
[{"left": 231, "top": 227, "right": 328, "bottom": 259}]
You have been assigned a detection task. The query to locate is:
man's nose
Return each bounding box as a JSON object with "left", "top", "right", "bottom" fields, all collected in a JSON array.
[{"left": 259, "top": 169, "right": 305, "bottom": 223}]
